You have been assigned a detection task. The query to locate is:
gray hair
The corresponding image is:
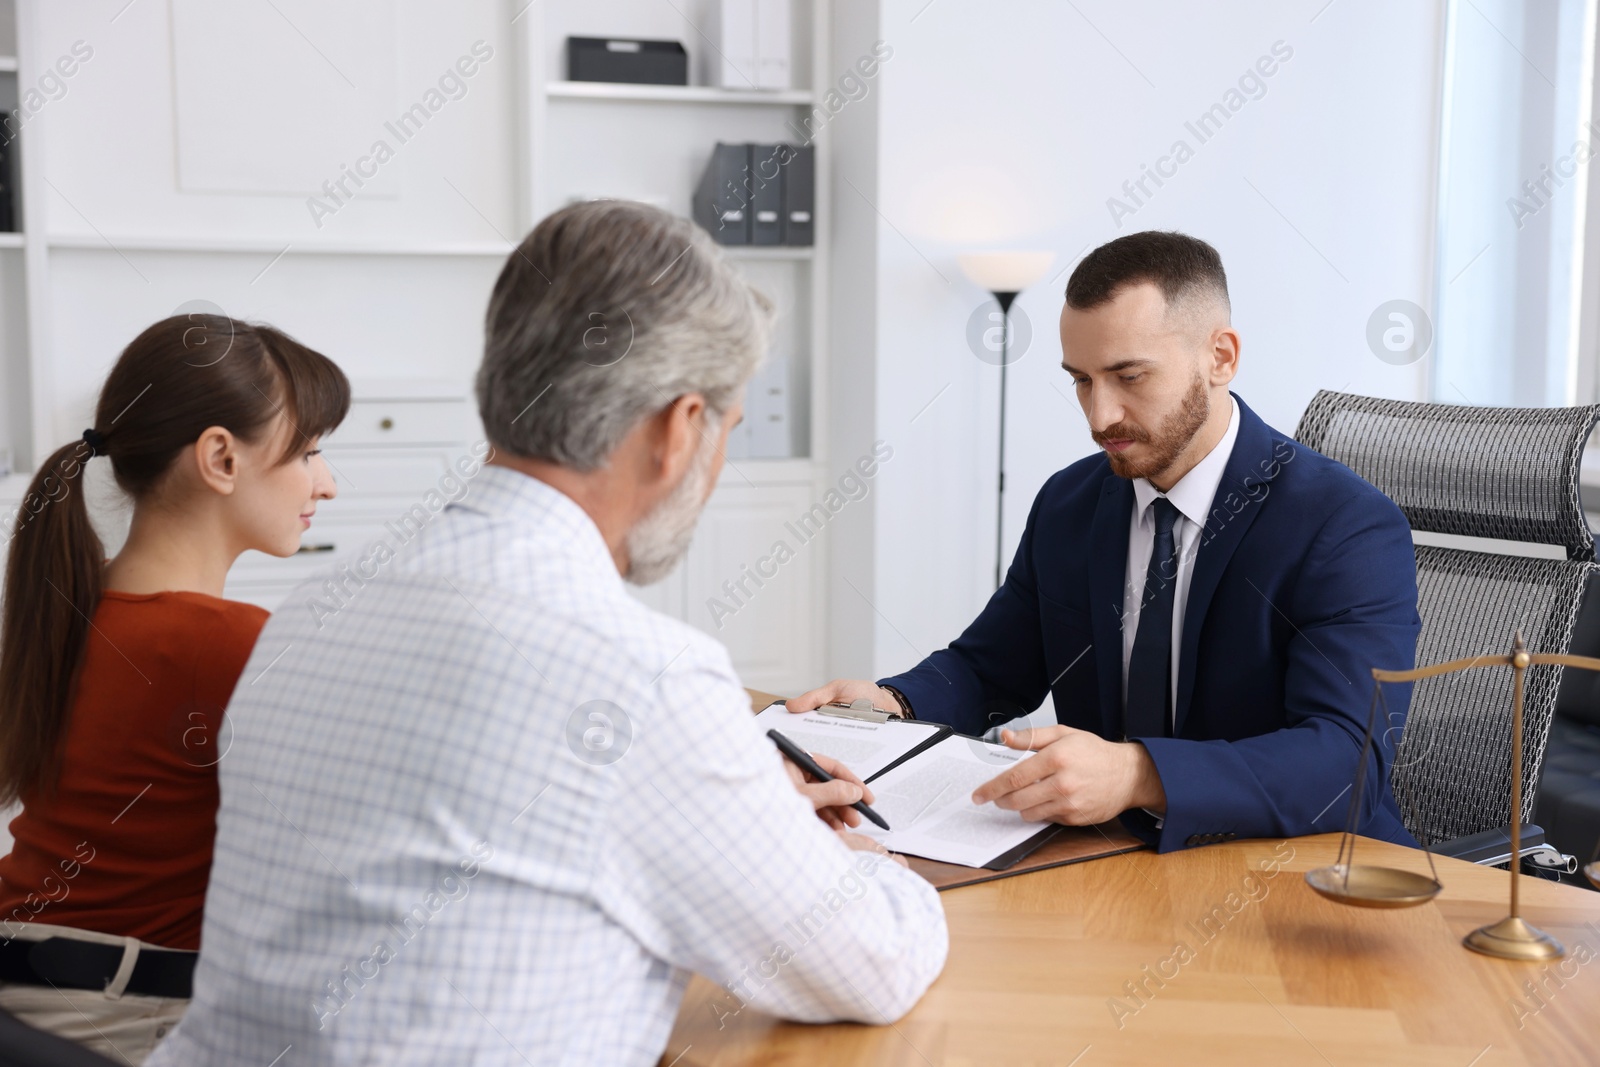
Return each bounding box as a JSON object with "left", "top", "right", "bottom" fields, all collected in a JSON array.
[{"left": 476, "top": 200, "right": 774, "bottom": 469}]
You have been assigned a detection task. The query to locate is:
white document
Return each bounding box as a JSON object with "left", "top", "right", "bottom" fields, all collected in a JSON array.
[
  {"left": 854, "top": 736, "right": 1050, "bottom": 868},
  {"left": 753, "top": 703, "right": 943, "bottom": 782}
]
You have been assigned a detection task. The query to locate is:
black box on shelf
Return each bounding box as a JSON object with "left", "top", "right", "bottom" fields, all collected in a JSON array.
[{"left": 566, "top": 37, "right": 688, "bottom": 86}]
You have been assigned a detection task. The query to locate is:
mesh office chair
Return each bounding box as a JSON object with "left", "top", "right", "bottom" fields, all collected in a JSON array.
[
  {"left": 1295, "top": 391, "right": 1600, "bottom": 866},
  {"left": 1537, "top": 571, "right": 1600, "bottom": 863}
]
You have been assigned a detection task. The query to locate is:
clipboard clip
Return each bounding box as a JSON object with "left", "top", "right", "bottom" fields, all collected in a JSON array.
[{"left": 818, "top": 698, "right": 893, "bottom": 723}]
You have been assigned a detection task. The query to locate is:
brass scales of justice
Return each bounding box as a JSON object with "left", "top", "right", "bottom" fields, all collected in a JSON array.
[{"left": 1306, "top": 632, "right": 1600, "bottom": 961}]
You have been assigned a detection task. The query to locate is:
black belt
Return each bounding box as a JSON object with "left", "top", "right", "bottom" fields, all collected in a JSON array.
[{"left": 0, "top": 936, "right": 195, "bottom": 999}]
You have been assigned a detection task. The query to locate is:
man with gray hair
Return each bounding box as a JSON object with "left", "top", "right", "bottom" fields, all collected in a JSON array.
[{"left": 149, "top": 202, "right": 948, "bottom": 1066}]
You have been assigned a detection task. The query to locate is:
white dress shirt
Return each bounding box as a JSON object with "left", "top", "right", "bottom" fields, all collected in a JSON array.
[
  {"left": 1120, "top": 396, "right": 1241, "bottom": 724},
  {"left": 149, "top": 465, "right": 947, "bottom": 1067}
]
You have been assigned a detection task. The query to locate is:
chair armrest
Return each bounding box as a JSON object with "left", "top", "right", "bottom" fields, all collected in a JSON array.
[
  {"left": 0, "top": 1007, "right": 122, "bottom": 1065},
  {"left": 1431, "top": 823, "right": 1548, "bottom": 865}
]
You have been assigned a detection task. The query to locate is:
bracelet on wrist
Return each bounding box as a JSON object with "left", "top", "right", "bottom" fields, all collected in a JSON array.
[{"left": 880, "top": 684, "right": 914, "bottom": 721}]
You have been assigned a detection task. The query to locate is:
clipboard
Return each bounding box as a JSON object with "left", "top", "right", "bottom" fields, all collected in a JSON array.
[
  {"left": 754, "top": 698, "right": 952, "bottom": 782},
  {"left": 905, "top": 821, "right": 1146, "bottom": 891},
  {"left": 746, "top": 690, "right": 1149, "bottom": 888}
]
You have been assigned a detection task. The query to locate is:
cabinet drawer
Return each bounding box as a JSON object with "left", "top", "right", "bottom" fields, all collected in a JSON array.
[
  {"left": 326, "top": 399, "right": 476, "bottom": 447},
  {"left": 322, "top": 447, "right": 469, "bottom": 498},
  {"left": 227, "top": 514, "right": 399, "bottom": 585}
]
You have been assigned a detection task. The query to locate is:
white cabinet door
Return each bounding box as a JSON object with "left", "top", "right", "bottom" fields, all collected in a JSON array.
[{"left": 681, "top": 482, "right": 815, "bottom": 696}]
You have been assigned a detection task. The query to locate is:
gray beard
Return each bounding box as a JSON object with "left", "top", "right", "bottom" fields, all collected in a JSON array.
[{"left": 624, "top": 436, "right": 716, "bottom": 586}]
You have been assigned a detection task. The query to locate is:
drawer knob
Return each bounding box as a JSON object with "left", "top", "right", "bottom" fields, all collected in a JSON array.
[{"left": 380, "top": 417, "right": 395, "bottom": 430}]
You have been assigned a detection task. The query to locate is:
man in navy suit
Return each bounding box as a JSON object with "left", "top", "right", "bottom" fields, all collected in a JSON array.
[{"left": 791, "top": 231, "right": 1421, "bottom": 852}]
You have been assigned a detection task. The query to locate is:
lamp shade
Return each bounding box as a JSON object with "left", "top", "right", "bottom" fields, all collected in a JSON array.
[{"left": 958, "top": 250, "right": 1055, "bottom": 294}]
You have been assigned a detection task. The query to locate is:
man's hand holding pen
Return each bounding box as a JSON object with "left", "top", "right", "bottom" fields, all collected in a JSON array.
[{"left": 777, "top": 745, "right": 909, "bottom": 867}]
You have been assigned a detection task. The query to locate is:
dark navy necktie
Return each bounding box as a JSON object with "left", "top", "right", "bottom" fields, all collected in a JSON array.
[{"left": 1125, "top": 497, "right": 1179, "bottom": 740}]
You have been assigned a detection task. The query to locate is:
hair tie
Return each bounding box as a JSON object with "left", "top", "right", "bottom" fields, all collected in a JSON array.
[{"left": 81, "top": 428, "right": 106, "bottom": 457}]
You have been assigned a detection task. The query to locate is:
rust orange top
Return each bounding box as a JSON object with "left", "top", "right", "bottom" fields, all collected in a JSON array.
[{"left": 0, "top": 590, "right": 267, "bottom": 950}]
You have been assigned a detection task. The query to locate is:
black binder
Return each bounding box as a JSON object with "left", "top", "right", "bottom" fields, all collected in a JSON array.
[
  {"left": 692, "top": 143, "right": 752, "bottom": 245},
  {"left": 0, "top": 135, "right": 14, "bottom": 233},
  {"left": 782, "top": 144, "right": 813, "bottom": 246},
  {"left": 750, "top": 144, "right": 785, "bottom": 246}
]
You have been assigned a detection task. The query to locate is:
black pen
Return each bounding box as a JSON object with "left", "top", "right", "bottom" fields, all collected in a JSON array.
[{"left": 767, "top": 729, "right": 890, "bottom": 831}]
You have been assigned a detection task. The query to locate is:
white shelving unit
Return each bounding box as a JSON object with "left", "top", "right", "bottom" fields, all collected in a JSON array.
[
  {"left": 0, "top": 0, "right": 831, "bottom": 694},
  {"left": 546, "top": 80, "right": 814, "bottom": 105},
  {"left": 0, "top": 0, "right": 33, "bottom": 493},
  {"left": 725, "top": 245, "right": 814, "bottom": 260},
  {"left": 519, "top": 0, "right": 831, "bottom": 692},
  {"left": 43, "top": 234, "right": 509, "bottom": 257}
]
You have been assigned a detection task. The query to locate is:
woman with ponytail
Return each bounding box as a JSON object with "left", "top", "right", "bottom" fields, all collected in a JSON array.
[{"left": 0, "top": 314, "right": 349, "bottom": 1062}]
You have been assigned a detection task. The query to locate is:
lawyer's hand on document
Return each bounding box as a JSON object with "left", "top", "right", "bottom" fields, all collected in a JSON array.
[
  {"left": 970, "top": 723, "right": 1168, "bottom": 826},
  {"left": 786, "top": 679, "right": 903, "bottom": 717}
]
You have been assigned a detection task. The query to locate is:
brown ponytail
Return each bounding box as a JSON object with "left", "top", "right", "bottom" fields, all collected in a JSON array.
[{"left": 0, "top": 315, "right": 350, "bottom": 804}]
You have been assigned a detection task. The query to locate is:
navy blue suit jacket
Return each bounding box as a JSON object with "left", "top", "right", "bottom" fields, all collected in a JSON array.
[{"left": 881, "top": 396, "right": 1421, "bottom": 852}]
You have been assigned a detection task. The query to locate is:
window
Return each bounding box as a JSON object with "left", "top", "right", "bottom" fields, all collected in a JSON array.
[{"left": 1433, "top": 0, "right": 1596, "bottom": 407}]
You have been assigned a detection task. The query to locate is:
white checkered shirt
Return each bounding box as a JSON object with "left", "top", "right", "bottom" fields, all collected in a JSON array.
[{"left": 148, "top": 465, "right": 947, "bottom": 1067}]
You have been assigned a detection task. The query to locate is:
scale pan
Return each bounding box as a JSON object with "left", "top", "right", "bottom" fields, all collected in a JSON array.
[{"left": 1305, "top": 864, "right": 1442, "bottom": 908}]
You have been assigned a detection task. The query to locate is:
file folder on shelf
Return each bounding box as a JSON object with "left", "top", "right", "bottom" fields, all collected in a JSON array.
[
  {"left": 715, "top": 0, "right": 791, "bottom": 90},
  {"left": 692, "top": 143, "right": 752, "bottom": 245},
  {"left": 782, "top": 145, "right": 813, "bottom": 246},
  {"left": 692, "top": 142, "right": 814, "bottom": 247},
  {"left": 755, "top": 0, "right": 792, "bottom": 90},
  {"left": 714, "top": 0, "right": 757, "bottom": 89},
  {"left": 750, "top": 143, "right": 784, "bottom": 246}
]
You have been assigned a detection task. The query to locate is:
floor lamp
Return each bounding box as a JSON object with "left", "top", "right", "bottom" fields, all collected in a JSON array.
[{"left": 958, "top": 251, "right": 1054, "bottom": 588}]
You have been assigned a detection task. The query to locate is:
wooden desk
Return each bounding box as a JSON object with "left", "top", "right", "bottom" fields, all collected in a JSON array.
[
  {"left": 746, "top": 689, "right": 782, "bottom": 711},
  {"left": 664, "top": 834, "right": 1600, "bottom": 1065}
]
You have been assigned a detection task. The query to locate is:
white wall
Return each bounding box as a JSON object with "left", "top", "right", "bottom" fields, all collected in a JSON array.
[
  {"left": 823, "top": 0, "right": 884, "bottom": 685},
  {"left": 35, "top": 1, "right": 516, "bottom": 246},
  {"left": 829, "top": 0, "right": 1444, "bottom": 682},
  {"left": 28, "top": 0, "right": 516, "bottom": 445}
]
